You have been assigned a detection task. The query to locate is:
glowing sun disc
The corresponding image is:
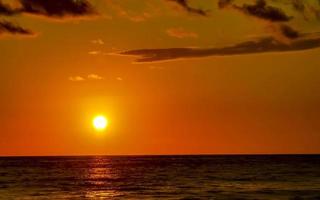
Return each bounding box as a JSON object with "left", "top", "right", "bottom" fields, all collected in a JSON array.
[{"left": 93, "top": 116, "right": 108, "bottom": 131}]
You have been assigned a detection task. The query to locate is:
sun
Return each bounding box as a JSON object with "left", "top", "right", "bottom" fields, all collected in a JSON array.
[{"left": 93, "top": 115, "right": 108, "bottom": 131}]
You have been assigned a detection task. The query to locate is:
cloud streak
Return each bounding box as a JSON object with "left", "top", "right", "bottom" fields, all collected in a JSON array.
[
  {"left": 69, "top": 74, "right": 104, "bottom": 81},
  {"left": 19, "top": 0, "right": 97, "bottom": 19},
  {"left": 168, "top": 0, "right": 208, "bottom": 16},
  {"left": 69, "top": 76, "right": 85, "bottom": 82},
  {"left": 0, "top": 20, "right": 34, "bottom": 36},
  {"left": 88, "top": 74, "right": 103, "bottom": 80},
  {"left": 218, "top": 0, "right": 303, "bottom": 41},
  {"left": 220, "top": 0, "right": 292, "bottom": 22},
  {"left": 118, "top": 32, "right": 320, "bottom": 63}
]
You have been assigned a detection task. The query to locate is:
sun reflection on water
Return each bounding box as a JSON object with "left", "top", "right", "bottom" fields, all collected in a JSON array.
[{"left": 84, "top": 157, "right": 123, "bottom": 199}]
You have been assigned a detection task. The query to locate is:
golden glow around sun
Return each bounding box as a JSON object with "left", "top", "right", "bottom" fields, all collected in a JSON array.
[{"left": 93, "top": 115, "right": 108, "bottom": 131}]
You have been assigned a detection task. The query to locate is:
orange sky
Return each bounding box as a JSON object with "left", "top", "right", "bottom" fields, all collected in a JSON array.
[{"left": 1, "top": 0, "right": 320, "bottom": 155}]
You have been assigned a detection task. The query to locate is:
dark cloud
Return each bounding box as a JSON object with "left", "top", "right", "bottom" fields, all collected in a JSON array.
[
  {"left": 219, "top": 0, "right": 299, "bottom": 41},
  {"left": 0, "top": 0, "right": 98, "bottom": 39},
  {"left": 0, "top": 1, "right": 18, "bottom": 16},
  {"left": 19, "top": 0, "right": 97, "bottom": 18},
  {"left": 279, "top": 24, "right": 299, "bottom": 39},
  {"left": 118, "top": 32, "right": 320, "bottom": 63},
  {"left": 222, "top": 0, "right": 292, "bottom": 22},
  {"left": 289, "top": 0, "right": 320, "bottom": 21},
  {"left": 168, "top": 0, "right": 208, "bottom": 16},
  {"left": 266, "top": 24, "right": 301, "bottom": 42},
  {"left": 218, "top": 0, "right": 234, "bottom": 9},
  {"left": 0, "top": 20, "right": 33, "bottom": 36}
]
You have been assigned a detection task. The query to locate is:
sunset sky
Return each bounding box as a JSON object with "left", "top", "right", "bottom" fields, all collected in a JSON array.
[{"left": 1, "top": 0, "right": 320, "bottom": 156}]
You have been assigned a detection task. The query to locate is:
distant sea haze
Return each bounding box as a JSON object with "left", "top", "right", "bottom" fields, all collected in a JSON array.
[{"left": 0, "top": 155, "right": 320, "bottom": 199}]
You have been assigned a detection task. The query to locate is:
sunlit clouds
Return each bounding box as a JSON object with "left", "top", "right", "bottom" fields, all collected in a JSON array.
[
  {"left": 88, "top": 74, "right": 103, "bottom": 80},
  {"left": 91, "top": 39, "right": 104, "bottom": 45},
  {"left": 68, "top": 76, "right": 85, "bottom": 82},
  {"left": 69, "top": 74, "right": 104, "bottom": 81},
  {"left": 88, "top": 51, "right": 102, "bottom": 55}
]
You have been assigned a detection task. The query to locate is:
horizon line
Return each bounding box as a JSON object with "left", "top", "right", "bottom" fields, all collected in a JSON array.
[{"left": 1, "top": 153, "right": 320, "bottom": 157}]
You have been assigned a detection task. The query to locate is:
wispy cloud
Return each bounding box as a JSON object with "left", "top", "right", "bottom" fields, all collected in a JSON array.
[
  {"left": 68, "top": 76, "right": 85, "bottom": 81},
  {"left": 118, "top": 32, "right": 320, "bottom": 63},
  {"left": 166, "top": 27, "right": 198, "bottom": 39},
  {"left": 121, "top": 0, "right": 319, "bottom": 63},
  {"left": 19, "top": 0, "right": 98, "bottom": 19},
  {"left": 267, "top": 24, "right": 300, "bottom": 42},
  {"left": 167, "top": 0, "right": 209, "bottom": 16},
  {"left": 218, "top": 0, "right": 306, "bottom": 42},
  {"left": 0, "top": 0, "right": 99, "bottom": 40},
  {"left": 220, "top": 0, "right": 292, "bottom": 22},
  {"left": 91, "top": 39, "right": 104, "bottom": 45},
  {"left": 88, "top": 51, "right": 101, "bottom": 55},
  {"left": 88, "top": 74, "right": 103, "bottom": 80},
  {"left": 0, "top": 20, "right": 34, "bottom": 36},
  {"left": 69, "top": 74, "right": 104, "bottom": 81}
]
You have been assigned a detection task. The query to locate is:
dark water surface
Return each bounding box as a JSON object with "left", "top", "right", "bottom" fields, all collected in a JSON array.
[{"left": 0, "top": 155, "right": 320, "bottom": 199}]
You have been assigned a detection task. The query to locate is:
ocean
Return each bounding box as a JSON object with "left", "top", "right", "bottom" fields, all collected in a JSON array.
[{"left": 0, "top": 155, "right": 320, "bottom": 199}]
